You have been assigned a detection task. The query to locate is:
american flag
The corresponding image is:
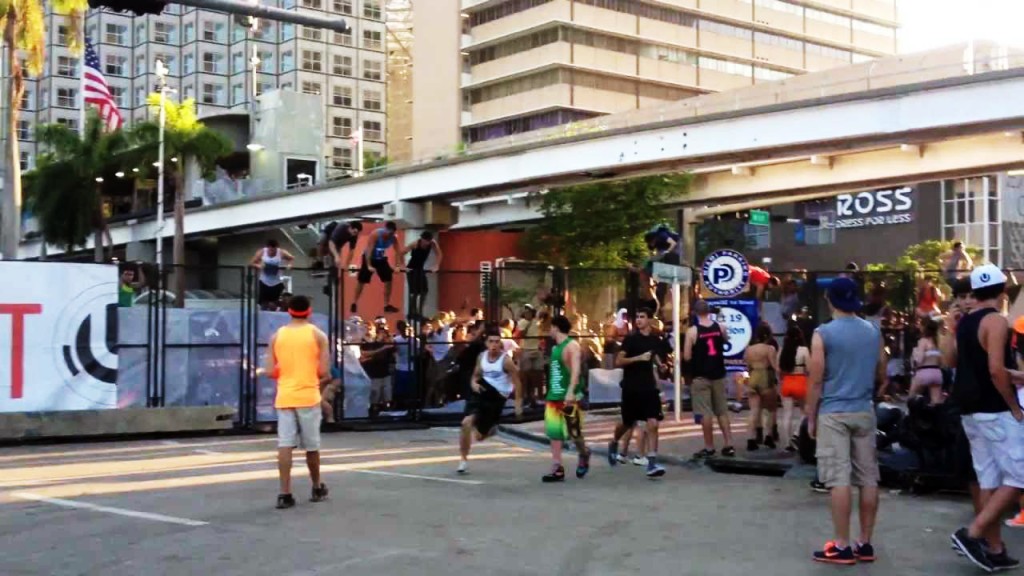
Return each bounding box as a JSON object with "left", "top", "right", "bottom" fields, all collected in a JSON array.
[{"left": 82, "top": 39, "right": 123, "bottom": 132}]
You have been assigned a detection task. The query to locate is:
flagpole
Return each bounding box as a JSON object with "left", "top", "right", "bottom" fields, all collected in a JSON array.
[{"left": 79, "top": 30, "right": 87, "bottom": 135}]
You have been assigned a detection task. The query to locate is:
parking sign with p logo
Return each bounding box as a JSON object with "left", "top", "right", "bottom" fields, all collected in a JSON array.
[{"left": 701, "top": 250, "right": 750, "bottom": 297}]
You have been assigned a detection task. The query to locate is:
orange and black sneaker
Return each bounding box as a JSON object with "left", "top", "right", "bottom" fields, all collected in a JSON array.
[
  {"left": 853, "top": 542, "right": 876, "bottom": 562},
  {"left": 813, "top": 541, "right": 856, "bottom": 565}
]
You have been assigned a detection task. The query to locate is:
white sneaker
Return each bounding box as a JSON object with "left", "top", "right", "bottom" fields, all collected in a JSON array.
[
  {"left": 615, "top": 454, "right": 628, "bottom": 464},
  {"left": 631, "top": 456, "right": 649, "bottom": 466},
  {"left": 457, "top": 460, "right": 468, "bottom": 475}
]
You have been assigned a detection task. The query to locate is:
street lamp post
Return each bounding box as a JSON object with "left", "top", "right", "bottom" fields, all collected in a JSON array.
[{"left": 154, "top": 59, "right": 169, "bottom": 272}]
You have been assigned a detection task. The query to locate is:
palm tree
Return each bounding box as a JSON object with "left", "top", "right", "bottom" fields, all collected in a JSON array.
[
  {"left": 132, "top": 95, "right": 232, "bottom": 306},
  {"left": 0, "top": 0, "right": 87, "bottom": 259},
  {"left": 26, "top": 112, "right": 129, "bottom": 258}
]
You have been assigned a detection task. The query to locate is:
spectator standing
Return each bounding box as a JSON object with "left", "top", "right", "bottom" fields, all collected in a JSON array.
[
  {"left": 361, "top": 324, "right": 394, "bottom": 415},
  {"left": 806, "top": 277, "right": 884, "bottom": 565},
  {"left": 941, "top": 241, "right": 975, "bottom": 286},
  {"left": 685, "top": 299, "right": 736, "bottom": 458},
  {"left": 778, "top": 324, "right": 809, "bottom": 452}
]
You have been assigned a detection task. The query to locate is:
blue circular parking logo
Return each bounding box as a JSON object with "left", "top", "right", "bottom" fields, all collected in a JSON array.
[{"left": 701, "top": 250, "right": 750, "bottom": 297}]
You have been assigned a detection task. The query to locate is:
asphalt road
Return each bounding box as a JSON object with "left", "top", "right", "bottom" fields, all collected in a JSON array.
[{"left": 0, "top": 428, "right": 1012, "bottom": 576}]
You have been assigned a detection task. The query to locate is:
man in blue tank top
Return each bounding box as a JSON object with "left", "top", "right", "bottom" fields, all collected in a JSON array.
[
  {"left": 806, "top": 277, "right": 885, "bottom": 565},
  {"left": 351, "top": 221, "right": 399, "bottom": 315}
]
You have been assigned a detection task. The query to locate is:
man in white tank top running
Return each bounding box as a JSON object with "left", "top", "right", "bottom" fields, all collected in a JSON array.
[{"left": 458, "top": 326, "right": 523, "bottom": 474}]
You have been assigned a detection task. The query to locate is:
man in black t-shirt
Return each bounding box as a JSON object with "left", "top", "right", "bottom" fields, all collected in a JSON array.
[
  {"left": 329, "top": 221, "right": 364, "bottom": 271},
  {"left": 607, "top": 308, "right": 667, "bottom": 478},
  {"left": 360, "top": 325, "right": 394, "bottom": 415}
]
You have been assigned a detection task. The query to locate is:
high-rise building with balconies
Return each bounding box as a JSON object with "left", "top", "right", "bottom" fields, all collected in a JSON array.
[{"left": 409, "top": 0, "right": 899, "bottom": 161}]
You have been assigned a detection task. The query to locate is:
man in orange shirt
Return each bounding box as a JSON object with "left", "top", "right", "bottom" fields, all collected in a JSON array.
[{"left": 265, "top": 295, "right": 331, "bottom": 509}]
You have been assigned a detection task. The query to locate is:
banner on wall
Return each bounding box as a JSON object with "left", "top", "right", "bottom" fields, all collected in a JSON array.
[
  {"left": 706, "top": 298, "right": 759, "bottom": 373},
  {"left": 0, "top": 262, "right": 119, "bottom": 412}
]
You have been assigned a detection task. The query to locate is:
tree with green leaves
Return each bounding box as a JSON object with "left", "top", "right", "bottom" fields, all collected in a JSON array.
[
  {"left": 866, "top": 239, "right": 983, "bottom": 282},
  {"left": 0, "top": 0, "right": 87, "bottom": 259},
  {"left": 132, "top": 95, "right": 233, "bottom": 306},
  {"left": 522, "top": 174, "right": 692, "bottom": 269},
  {"left": 26, "top": 112, "right": 130, "bottom": 260}
]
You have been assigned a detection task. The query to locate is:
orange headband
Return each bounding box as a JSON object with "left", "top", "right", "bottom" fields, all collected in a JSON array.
[{"left": 289, "top": 308, "right": 312, "bottom": 318}]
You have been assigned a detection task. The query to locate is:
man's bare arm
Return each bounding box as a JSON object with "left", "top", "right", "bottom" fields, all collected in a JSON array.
[
  {"left": 316, "top": 329, "right": 330, "bottom": 380},
  {"left": 264, "top": 333, "right": 278, "bottom": 377},
  {"left": 982, "top": 316, "right": 1022, "bottom": 417},
  {"left": 565, "top": 341, "right": 582, "bottom": 400},
  {"left": 875, "top": 339, "right": 889, "bottom": 398},
  {"left": 505, "top": 356, "right": 523, "bottom": 414},
  {"left": 431, "top": 241, "right": 443, "bottom": 272},
  {"left": 805, "top": 332, "right": 825, "bottom": 419},
  {"left": 683, "top": 327, "right": 696, "bottom": 362}
]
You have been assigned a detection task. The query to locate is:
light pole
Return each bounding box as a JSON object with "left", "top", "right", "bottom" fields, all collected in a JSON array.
[{"left": 154, "top": 59, "right": 169, "bottom": 271}]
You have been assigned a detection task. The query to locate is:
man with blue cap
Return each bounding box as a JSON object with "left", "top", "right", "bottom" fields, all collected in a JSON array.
[{"left": 806, "top": 276, "right": 885, "bottom": 565}]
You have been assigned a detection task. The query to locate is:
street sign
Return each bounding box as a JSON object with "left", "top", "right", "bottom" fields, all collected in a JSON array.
[
  {"left": 652, "top": 262, "right": 692, "bottom": 285},
  {"left": 701, "top": 250, "right": 750, "bottom": 297},
  {"left": 749, "top": 209, "right": 770, "bottom": 227}
]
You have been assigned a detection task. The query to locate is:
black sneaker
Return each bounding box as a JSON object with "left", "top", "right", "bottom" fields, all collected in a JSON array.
[
  {"left": 764, "top": 436, "right": 777, "bottom": 450},
  {"left": 952, "top": 527, "right": 995, "bottom": 572},
  {"left": 607, "top": 440, "right": 619, "bottom": 467},
  {"left": 310, "top": 483, "right": 329, "bottom": 503},
  {"left": 988, "top": 548, "right": 1020, "bottom": 571},
  {"left": 384, "top": 305, "right": 399, "bottom": 313},
  {"left": 275, "top": 494, "right": 296, "bottom": 509},
  {"left": 542, "top": 464, "right": 565, "bottom": 483},
  {"left": 813, "top": 541, "right": 856, "bottom": 565},
  {"left": 576, "top": 450, "right": 591, "bottom": 479},
  {"left": 721, "top": 446, "right": 736, "bottom": 457},
  {"left": 854, "top": 542, "right": 876, "bottom": 562},
  {"left": 693, "top": 448, "right": 716, "bottom": 459},
  {"left": 810, "top": 480, "right": 829, "bottom": 493},
  {"left": 747, "top": 439, "right": 760, "bottom": 451}
]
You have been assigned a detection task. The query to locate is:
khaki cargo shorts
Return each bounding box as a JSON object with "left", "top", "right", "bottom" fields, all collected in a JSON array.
[
  {"left": 816, "top": 412, "right": 879, "bottom": 488},
  {"left": 692, "top": 377, "right": 728, "bottom": 418}
]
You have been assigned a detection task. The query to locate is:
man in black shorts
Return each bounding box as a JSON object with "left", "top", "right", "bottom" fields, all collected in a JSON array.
[
  {"left": 607, "top": 308, "right": 667, "bottom": 478},
  {"left": 353, "top": 222, "right": 399, "bottom": 314},
  {"left": 458, "top": 326, "right": 522, "bottom": 474},
  {"left": 398, "top": 231, "right": 442, "bottom": 321}
]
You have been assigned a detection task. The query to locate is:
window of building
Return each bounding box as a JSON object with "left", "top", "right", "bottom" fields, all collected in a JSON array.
[
  {"left": 183, "top": 84, "right": 195, "bottom": 99},
  {"left": 334, "top": 0, "right": 352, "bottom": 14},
  {"left": 154, "top": 22, "right": 176, "bottom": 44},
  {"left": 699, "top": 55, "right": 752, "bottom": 77},
  {"left": 301, "top": 0, "right": 322, "bottom": 7},
  {"left": 301, "top": 50, "right": 322, "bottom": 71},
  {"left": 135, "top": 54, "right": 146, "bottom": 75},
  {"left": 301, "top": 81, "right": 322, "bottom": 95},
  {"left": 754, "top": 65, "right": 793, "bottom": 81},
  {"left": 331, "top": 116, "right": 352, "bottom": 137},
  {"left": 362, "top": 88, "right": 381, "bottom": 110},
  {"left": 136, "top": 86, "right": 146, "bottom": 106},
  {"left": 135, "top": 23, "right": 146, "bottom": 45},
  {"left": 805, "top": 7, "right": 850, "bottom": 27},
  {"left": 754, "top": 31, "right": 803, "bottom": 52},
  {"left": 258, "top": 51, "right": 274, "bottom": 73},
  {"left": 744, "top": 223, "right": 770, "bottom": 249},
  {"left": 203, "top": 21, "right": 226, "bottom": 42},
  {"left": 806, "top": 41, "right": 851, "bottom": 61},
  {"left": 700, "top": 19, "right": 754, "bottom": 41},
  {"left": 104, "top": 23, "right": 126, "bottom": 45},
  {"left": 105, "top": 54, "right": 126, "bottom": 76},
  {"left": 57, "top": 56, "right": 76, "bottom": 77},
  {"left": 332, "top": 85, "right": 352, "bottom": 106},
  {"left": 232, "top": 83, "right": 244, "bottom": 105},
  {"left": 202, "top": 83, "right": 224, "bottom": 105},
  {"left": 331, "top": 146, "right": 353, "bottom": 169},
  {"left": 86, "top": 24, "right": 97, "bottom": 43},
  {"left": 333, "top": 54, "right": 352, "bottom": 76},
  {"left": 281, "top": 82, "right": 293, "bottom": 91},
  {"left": 184, "top": 53, "right": 195, "bottom": 74},
  {"left": 852, "top": 18, "right": 896, "bottom": 39},
  {"left": 282, "top": 0, "right": 295, "bottom": 7},
  {"left": 463, "top": 109, "right": 600, "bottom": 142},
  {"left": 19, "top": 88, "right": 32, "bottom": 110},
  {"left": 754, "top": 0, "right": 802, "bottom": 15},
  {"left": 56, "top": 87, "right": 77, "bottom": 108},
  {"left": 19, "top": 152, "right": 31, "bottom": 172},
  {"left": 362, "top": 59, "right": 382, "bottom": 81},
  {"left": 184, "top": 22, "right": 196, "bottom": 42},
  {"left": 363, "top": 30, "right": 382, "bottom": 51},
  {"left": 57, "top": 25, "right": 68, "bottom": 46},
  {"left": 302, "top": 26, "right": 323, "bottom": 41},
  {"left": 281, "top": 23, "right": 295, "bottom": 41},
  {"left": 56, "top": 117, "right": 79, "bottom": 133},
  {"left": 364, "top": 0, "right": 382, "bottom": 19},
  {"left": 942, "top": 177, "right": 1000, "bottom": 264},
  {"left": 254, "top": 22, "right": 276, "bottom": 41},
  {"left": 470, "top": 0, "right": 554, "bottom": 27},
  {"left": 281, "top": 50, "right": 295, "bottom": 72},
  {"left": 202, "top": 52, "right": 223, "bottom": 73},
  {"left": 232, "top": 51, "right": 245, "bottom": 74},
  {"left": 16, "top": 120, "right": 30, "bottom": 140},
  {"left": 110, "top": 86, "right": 127, "bottom": 107},
  {"left": 797, "top": 204, "right": 836, "bottom": 246},
  {"left": 363, "top": 120, "right": 382, "bottom": 141},
  {"left": 334, "top": 29, "right": 353, "bottom": 46},
  {"left": 38, "top": 88, "right": 47, "bottom": 109}
]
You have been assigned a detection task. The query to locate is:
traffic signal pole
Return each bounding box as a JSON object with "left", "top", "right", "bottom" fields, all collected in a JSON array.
[{"left": 172, "top": 0, "right": 349, "bottom": 32}]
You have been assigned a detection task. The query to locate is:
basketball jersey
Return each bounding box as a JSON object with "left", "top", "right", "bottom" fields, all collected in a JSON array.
[
  {"left": 273, "top": 323, "right": 322, "bottom": 409},
  {"left": 479, "top": 351, "right": 512, "bottom": 396},
  {"left": 547, "top": 337, "right": 575, "bottom": 401},
  {"left": 692, "top": 320, "right": 726, "bottom": 380}
]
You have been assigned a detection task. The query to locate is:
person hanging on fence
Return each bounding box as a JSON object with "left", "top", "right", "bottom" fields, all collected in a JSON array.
[
  {"left": 327, "top": 220, "right": 364, "bottom": 271},
  {"left": 397, "top": 230, "right": 442, "bottom": 321},
  {"left": 263, "top": 295, "right": 330, "bottom": 510},
  {"left": 351, "top": 221, "right": 400, "bottom": 315},
  {"left": 940, "top": 241, "right": 974, "bottom": 286},
  {"left": 251, "top": 239, "right": 296, "bottom": 311},
  {"left": 118, "top": 262, "right": 147, "bottom": 308}
]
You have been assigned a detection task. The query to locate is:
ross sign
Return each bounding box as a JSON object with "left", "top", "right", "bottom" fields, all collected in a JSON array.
[
  {"left": 701, "top": 249, "right": 750, "bottom": 297},
  {"left": 652, "top": 262, "right": 692, "bottom": 285},
  {"left": 834, "top": 186, "right": 914, "bottom": 229},
  {"left": 706, "top": 298, "right": 759, "bottom": 372},
  {"left": 0, "top": 262, "right": 118, "bottom": 412},
  {"left": 749, "top": 209, "right": 770, "bottom": 227}
]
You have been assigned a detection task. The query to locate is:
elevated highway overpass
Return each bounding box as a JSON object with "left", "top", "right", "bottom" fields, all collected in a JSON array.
[{"left": 20, "top": 43, "right": 1024, "bottom": 259}]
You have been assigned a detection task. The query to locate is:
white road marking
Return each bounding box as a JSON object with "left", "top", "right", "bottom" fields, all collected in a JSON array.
[
  {"left": 160, "top": 440, "right": 181, "bottom": 446},
  {"left": 193, "top": 449, "right": 221, "bottom": 455},
  {"left": 13, "top": 492, "right": 209, "bottom": 527},
  {"left": 349, "top": 469, "right": 484, "bottom": 485}
]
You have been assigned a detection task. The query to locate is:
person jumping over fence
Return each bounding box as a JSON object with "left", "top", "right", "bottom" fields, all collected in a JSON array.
[
  {"left": 264, "top": 295, "right": 330, "bottom": 510},
  {"left": 397, "top": 230, "right": 442, "bottom": 321},
  {"left": 251, "top": 239, "right": 295, "bottom": 311},
  {"left": 351, "top": 222, "right": 400, "bottom": 315}
]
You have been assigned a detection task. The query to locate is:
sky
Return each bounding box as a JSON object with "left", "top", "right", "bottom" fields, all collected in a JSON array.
[{"left": 899, "top": 0, "right": 1024, "bottom": 53}]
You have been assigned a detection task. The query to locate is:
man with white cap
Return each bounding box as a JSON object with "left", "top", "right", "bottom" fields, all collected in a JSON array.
[{"left": 948, "top": 264, "right": 1023, "bottom": 572}]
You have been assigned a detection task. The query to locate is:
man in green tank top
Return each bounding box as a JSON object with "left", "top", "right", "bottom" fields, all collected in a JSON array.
[{"left": 543, "top": 315, "right": 591, "bottom": 482}]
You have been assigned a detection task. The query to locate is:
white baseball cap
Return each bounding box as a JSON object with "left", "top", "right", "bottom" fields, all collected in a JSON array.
[{"left": 970, "top": 264, "right": 1008, "bottom": 290}]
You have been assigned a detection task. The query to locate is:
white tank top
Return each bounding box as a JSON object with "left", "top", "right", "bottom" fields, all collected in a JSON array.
[
  {"left": 261, "top": 248, "right": 283, "bottom": 286},
  {"left": 480, "top": 351, "right": 512, "bottom": 396}
]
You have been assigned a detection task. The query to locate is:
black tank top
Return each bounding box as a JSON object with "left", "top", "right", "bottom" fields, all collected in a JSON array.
[
  {"left": 692, "top": 320, "right": 726, "bottom": 380},
  {"left": 952, "top": 308, "right": 1016, "bottom": 414},
  {"left": 407, "top": 244, "right": 431, "bottom": 270}
]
